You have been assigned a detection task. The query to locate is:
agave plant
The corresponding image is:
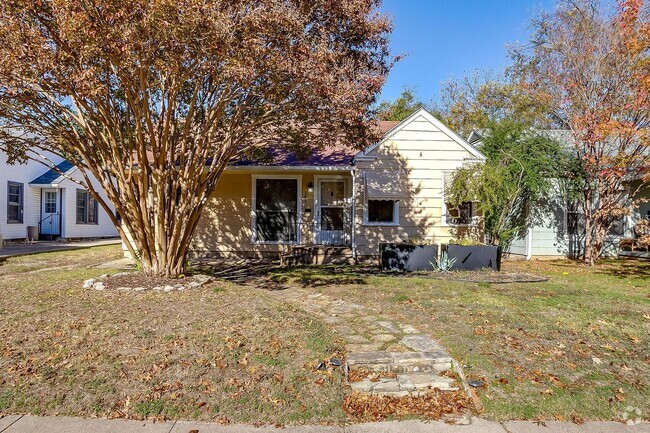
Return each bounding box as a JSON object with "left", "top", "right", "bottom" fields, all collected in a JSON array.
[{"left": 430, "top": 251, "right": 457, "bottom": 272}]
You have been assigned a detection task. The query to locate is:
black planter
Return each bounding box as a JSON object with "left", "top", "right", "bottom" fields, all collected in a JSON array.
[
  {"left": 380, "top": 243, "right": 439, "bottom": 272},
  {"left": 443, "top": 244, "right": 502, "bottom": 271}
]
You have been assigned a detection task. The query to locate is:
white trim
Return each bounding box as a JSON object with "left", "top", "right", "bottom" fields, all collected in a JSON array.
[
  {"left": 228, "top": 165, "right": 350, "bottom": 172},
  {"left": 250, "top": 174, "right": 303, "bottom": 245},
  {"left": 354, "top": 108, "right": 487, "bottom": 162},
  {"left": 362, "top": 199, "right": 400, "bottom": 226},
  {"left": 441, "top": 171, "right": 452, "bottom": 227},
  {"left": 440, "top": 170, "right": 475, "bottom": 228},
  {"left": 313, "top": 175, "right": 350, "bottom": 245}
]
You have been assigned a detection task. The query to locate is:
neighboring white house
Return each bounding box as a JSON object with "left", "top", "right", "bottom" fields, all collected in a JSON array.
[
  {"left": 0, "top": 150, "right": 118, "bottom": 242},
  {"left": 468, "top": 130, "right": 650, "bottom": 259}
]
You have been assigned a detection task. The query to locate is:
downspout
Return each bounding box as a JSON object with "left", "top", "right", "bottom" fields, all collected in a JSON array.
[
  {"left": 525, "top": 227, "right": 533, "bottom": 260},
  {"left": 350, "top": 166, "right": 357, "bottom": 261}
]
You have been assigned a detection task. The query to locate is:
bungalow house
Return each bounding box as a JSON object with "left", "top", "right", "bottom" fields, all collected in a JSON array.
[
  {"left": 190, "top": 108, "right": 486, "bottom": 262},
  {"left": 0, "top": 150, "right": 118, "bottom": 243}
]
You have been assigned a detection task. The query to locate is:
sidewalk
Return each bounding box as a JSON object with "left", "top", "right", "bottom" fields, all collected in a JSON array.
[
  {"left": 0, "top": 415, "right": 648, "bottom": 433},
  {"left": 0, "top": 238, "right": 120, "bottom": 259}
]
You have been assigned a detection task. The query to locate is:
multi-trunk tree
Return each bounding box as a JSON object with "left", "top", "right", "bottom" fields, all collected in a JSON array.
[
  {"left": 0, "top": 0, "right": 392, "bottom": 276},
  {"left": 512, "top": 0, "right": 650, "bottom": 265}
]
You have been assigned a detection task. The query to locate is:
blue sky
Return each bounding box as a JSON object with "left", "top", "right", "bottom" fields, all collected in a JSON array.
[{"left": 379, "top": 0, "right": 555, "bottom": 104}]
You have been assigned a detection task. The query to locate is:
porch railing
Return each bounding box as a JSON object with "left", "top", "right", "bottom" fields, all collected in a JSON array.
[{"left": 38, "top": 213, "right": 61, "bottom": 241}]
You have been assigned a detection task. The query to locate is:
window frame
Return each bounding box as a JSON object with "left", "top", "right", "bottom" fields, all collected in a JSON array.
[
  {"left": 44, "top": 191, "right": 58, "bottom": 214},
  {"left": 363, "top": 199, "right": 400, "bottom": 226},
  {"left": 7, "top": 181, "right": 24, "bottom": 224},
  {"left": 76, "top": 189, "right": 99, "bottom": 225},
  {"left": 441, "top": 170, "right": 475, "bottom": 227},
  {"left": 250, "top": 174, "right": 302, "bottom": 245}
]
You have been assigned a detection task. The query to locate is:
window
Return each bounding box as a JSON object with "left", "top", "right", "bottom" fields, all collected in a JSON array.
[
  {"left": 44, "top": 191, "right": 57, "bottom": 214},
  {"left": 7, "top": 181, "right": 23, "bottom": 224},
  {"left": 566, "top": 200, "right": 584, "bottom": 236},
  {"left": 320, "top": 181, "right": 346, "bottom": 231},
  {"left": 608, "top": 217, "right": 626, "bottom": 237},
  {"left": 445, "top": 201, "right": 473, "bottom": 225},
  {"left": 442, "top": 171, "right": 473, "bottom": 226},
  {"left": 367, "top": 199, "right": 398, "bottom": 224},
  {"left": 253, "top": 177, "right": 299, "bottom": 243},
  {"left": 76, "top": 189, "right": 98, "bottom": 224}
]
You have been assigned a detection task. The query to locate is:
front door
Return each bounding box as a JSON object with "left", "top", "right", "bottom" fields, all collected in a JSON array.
[
  {"left": 315, "top": 179, "right": 349, "bottom": 245},
  {"left": 40, "top": 189, "right": 61, "bottom": 237}
]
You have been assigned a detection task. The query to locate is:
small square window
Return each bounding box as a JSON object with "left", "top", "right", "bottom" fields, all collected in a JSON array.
[
  {"left": 367, "top": 200, "right": 397, "bottom": 224},
  {"left": 446, "top": 201, "right": 473, "bottom": 225}
]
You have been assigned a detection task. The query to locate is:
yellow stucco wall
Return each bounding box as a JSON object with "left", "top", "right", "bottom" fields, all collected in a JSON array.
[{"left": 191, "top": 169, "right": 353, "bottom": 258}]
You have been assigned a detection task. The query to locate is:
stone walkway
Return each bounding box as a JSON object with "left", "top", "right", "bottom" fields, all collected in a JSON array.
[{"left": 266, "top": 287, "right": 470, "bottom": 400}]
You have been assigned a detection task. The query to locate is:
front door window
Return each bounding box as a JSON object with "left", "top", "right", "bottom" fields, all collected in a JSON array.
[
  {"left": 317, "top": 180, "right": 348, "bottom": 245},
  {"left": 320, "top": 181, "right": 345, "bottom": 231},
  {"left": 45, "top": 191, "right": 57, "bottom": 214}
]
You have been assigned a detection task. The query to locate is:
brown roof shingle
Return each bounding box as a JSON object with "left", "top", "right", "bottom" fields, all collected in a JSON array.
[{"left": 230, "top": 120, "right": 399, "bottom": 167}]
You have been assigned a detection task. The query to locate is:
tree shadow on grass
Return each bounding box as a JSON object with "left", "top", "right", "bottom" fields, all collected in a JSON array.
[
  {"left": 593, "top": 259, "right": 650, "bottom": 280},
  {"left": 265, "top": 265, "right": 380, "bottom": 288},
  {"left": 192, "top": 260, "right": 384, "bottom": 290},
  {"left": 536, "top": 258, "right": 650, "bottom": 280}
]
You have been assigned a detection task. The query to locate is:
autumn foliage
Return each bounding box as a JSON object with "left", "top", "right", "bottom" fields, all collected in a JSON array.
[
  {"left": 513, "top": 0, "right": 650, "bottom": 264},
  {"left": 0, "top": 0, "right": 392, "bottom": 275}
]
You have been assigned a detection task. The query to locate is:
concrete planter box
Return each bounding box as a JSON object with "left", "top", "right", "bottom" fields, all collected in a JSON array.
[
  {"left": 442, "top": 244, "right": 502, "bottom": 271},
  {"left": 380, "top": 243, "right": 439, "bottom": 272}
]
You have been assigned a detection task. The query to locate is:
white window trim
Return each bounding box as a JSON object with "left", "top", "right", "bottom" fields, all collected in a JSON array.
[
  {"left": 250, "top": 174, "right": 302, "bottom": 245},
  {"left": 441, "top": 171, "right": 474, "bottom": 228},
  {"left": 363, "top": 199, "right": 400, "bottom": 227},
  {"left": 313, "top": 175, "right": 350, "bottom": 243}
]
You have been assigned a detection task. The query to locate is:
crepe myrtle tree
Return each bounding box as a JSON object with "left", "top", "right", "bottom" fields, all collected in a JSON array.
[
  {"left": 511, "top": 0, "right": 650, "bottom": 264},
  {"left": 0, "top": 0, "right": 392, "bottom": 276}
]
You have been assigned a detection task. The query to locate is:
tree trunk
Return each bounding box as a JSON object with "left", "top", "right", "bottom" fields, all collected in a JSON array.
[{"left": 582, "top": 188, "right": 595, "bottom": 266}]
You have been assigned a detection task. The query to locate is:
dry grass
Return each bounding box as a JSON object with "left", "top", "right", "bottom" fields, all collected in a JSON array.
[
  {"left": 0, "top": 246, "right": 346, "bottom": 425},
  {"left": 269, "top": 259, "right": 650, "bottom": 422}
]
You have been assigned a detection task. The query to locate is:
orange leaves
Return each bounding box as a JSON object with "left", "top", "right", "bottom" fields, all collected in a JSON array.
[{"left": 342, "top": 390, "right": 474, "bottom": 421}]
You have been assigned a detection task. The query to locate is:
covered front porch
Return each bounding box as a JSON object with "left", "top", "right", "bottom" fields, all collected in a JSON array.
[{"left": 191, "top": 168, "right": 357, "bottom": 261}]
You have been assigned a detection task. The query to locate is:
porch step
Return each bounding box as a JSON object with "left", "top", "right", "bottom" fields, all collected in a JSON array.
[
  {"left": 347, "top": 351, "right": 453, "bottom": 374},
  {"left": 295, "top": 246, "right": 354, "bottom": 265},
  {"left": 349, "top": 372, "right": 459, "bottom": 396}
]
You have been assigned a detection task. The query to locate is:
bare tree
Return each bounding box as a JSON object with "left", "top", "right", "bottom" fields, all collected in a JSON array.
[{"left": 0, "top": 0, "right": 392, "bottom": 276}]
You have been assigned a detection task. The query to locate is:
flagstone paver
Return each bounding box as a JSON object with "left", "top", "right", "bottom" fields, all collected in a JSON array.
[{"left": 266, "top": 286, "right": 467, "bottom": 403}]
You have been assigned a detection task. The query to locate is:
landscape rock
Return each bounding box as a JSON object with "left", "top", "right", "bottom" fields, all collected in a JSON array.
[
  {"left": 82, "top": 278, "right": 96, "bottom": 289},
  {"left": 92, "top": 282, "right": 105, "bottom": 291}
]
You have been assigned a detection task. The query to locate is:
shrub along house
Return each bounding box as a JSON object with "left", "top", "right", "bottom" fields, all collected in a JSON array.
[{"left": 190, "top": 109, "right": 486, "bottom": 263}]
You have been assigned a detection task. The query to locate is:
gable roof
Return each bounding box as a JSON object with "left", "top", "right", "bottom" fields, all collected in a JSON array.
[
  {"left": 30, "top": 160, "right": 75, "bottom": 186},
  {"left": 355, "top": 108, "right": 487, "bottom": 161},
  {"left": 230, "top": 121, "right": 399, "bottom": 167}
]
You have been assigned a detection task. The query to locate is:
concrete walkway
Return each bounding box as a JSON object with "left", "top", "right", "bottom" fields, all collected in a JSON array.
[
  {"left": 0, "top": 415, "right": 647, "bottom": 433},
  {"left": 0, "top": 238, "right": 120, "bottom": 259}
]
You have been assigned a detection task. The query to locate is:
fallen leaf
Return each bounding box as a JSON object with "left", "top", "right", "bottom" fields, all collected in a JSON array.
[{"left": 592, "top": 357, "right": 602, "bottom": 365}]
